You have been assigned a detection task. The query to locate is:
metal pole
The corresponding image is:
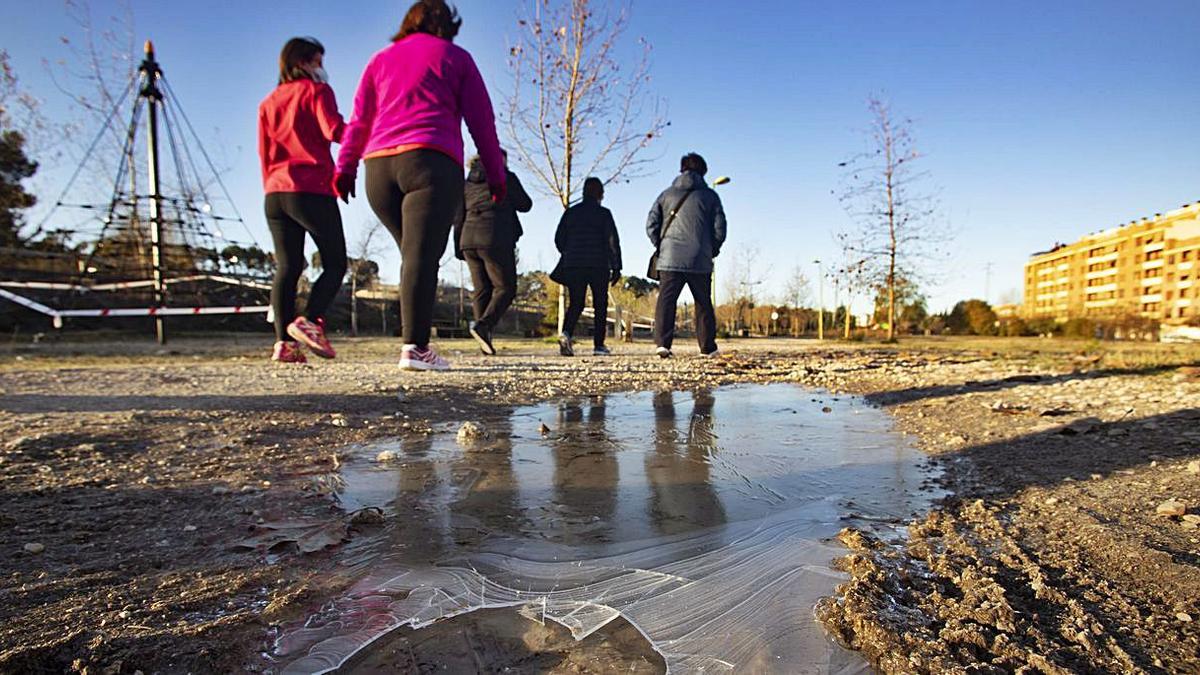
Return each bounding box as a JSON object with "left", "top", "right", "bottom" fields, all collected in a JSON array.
[
  {"left": 816, "top": 259, "right": 824, "bottom": 340},
  {"left": 141, "top": 40, "right": 167, "bottom": 344}
]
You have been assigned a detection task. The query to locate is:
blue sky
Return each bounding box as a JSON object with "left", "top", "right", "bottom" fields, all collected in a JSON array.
[{"left": 4, "top": 0, "right": 1199, "bottom": 312}]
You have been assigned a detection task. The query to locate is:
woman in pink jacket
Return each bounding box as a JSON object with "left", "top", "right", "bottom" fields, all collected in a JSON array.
[{"left": 334, "top": 0, "right": 506, "bottom": 372}]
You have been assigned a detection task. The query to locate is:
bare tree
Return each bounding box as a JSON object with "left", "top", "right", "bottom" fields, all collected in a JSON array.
[
  {"left": 838, "top": 97, "right": 947, "bottom": 341},
  {"left": 720, "top": 244, "right": 767, "bottom": 333},
  {"left": 45, "top": 0, "right": 137, "bottom": 168},
  {"left": 782, "top": 265, "right": 811, "bottom": 337},
  {"left": 347, "top": 219, "right": 386, "bottom": 337},
  {"left": 504, "top": 0, "right": 668, "bottom": 207}
]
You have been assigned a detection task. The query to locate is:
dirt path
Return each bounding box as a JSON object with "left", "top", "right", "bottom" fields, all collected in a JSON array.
[{"left": 1, "top": 336, "right": 1197, "bottom": 673}]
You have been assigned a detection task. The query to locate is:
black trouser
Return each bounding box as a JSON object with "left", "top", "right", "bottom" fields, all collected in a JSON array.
[
  {"left": 364, "top": 150, "right": 464, "bottom": 346},
  {"left": 655, "top": 271, "right": 717, "bottom": 354},
  {"left": 265, "top": 192, "right": 346, "bottom": 342},
  {"left": 463, "top": 247, "right": 517, "bottom": 330},
  {"left": 562, "top": 268, "right": 609, "bottom": 348}
]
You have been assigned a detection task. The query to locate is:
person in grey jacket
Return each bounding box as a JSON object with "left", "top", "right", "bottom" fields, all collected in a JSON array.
[
  {"left": 646, "top": 152, "right": 727, "bottom": 358},
  {"left": 454, "top": 152, "right": 533, "bottom": 355}
]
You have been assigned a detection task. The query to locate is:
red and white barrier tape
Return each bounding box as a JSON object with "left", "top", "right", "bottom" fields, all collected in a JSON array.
[{"left": 0, "top": 287, "right": 268, "bottom": 321}]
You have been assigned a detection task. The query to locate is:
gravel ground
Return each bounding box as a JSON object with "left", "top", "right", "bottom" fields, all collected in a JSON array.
[{"left": 1, "top": 335, "right": 1198, "bottom": 674}]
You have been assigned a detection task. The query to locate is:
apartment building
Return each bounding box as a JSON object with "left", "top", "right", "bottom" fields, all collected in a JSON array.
[{"left": 1024, "top": 201, "right": 1200, "bottom": 324}]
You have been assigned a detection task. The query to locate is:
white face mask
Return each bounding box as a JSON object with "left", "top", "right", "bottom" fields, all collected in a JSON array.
[{"left": 309, "top": 66, "right": 328, "bottom": 84}]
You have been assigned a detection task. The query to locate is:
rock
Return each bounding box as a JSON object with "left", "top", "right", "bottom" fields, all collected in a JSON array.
[
  {"left": 1183, "top": 514, "right": 1200, "bottom": 525},
  {"left": 183, "top": 525, "right": 197, "bottom": 532},
  {"left": 330, "top": 415, "right": 349, "bottom": 428},
  {"left": 375, "top": 450, "right": 398, "bottom": 463},
  {"left": 539, "top": 423, "right": 551, "bottom": 436},
  {"left": 457, "top": 422, "right": 484, "bottom": 445},
  {"left": 1156, "top": 500, "right": 1188, "bottom": 518},
  {"left": 1178, "top": 612, "right": 1193, "bottom": 623},
  {"left": 211, "top": 486, "right": 231, "bottom": 496},
  {"left": 1060, "top": 417, "right": 1101, "bottom": 436},
  {"left": 23, "top": 542, "right": 44, "bottom": 554},
  {"left": 822, "top": 407, "right": 833, "bottom": 414},
  {"left": 1188, "top": 460, "right": 1200, "bottom": 475}
]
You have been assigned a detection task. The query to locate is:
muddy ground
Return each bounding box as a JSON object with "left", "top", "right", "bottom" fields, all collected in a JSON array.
[{"left": 0, "top": 334, "right": 1198, "bottom": 674}]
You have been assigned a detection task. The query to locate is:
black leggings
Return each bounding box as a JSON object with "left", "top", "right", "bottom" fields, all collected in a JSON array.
[
  {"left": 563, "top": 268, "right": 609, "bottom": 348},
  {"left": 265, "top": 192, "right": 346, "bottom": 342},
  {"left": 463, "top": 247, "right": 517, "bottom": 330},
  {"left": 365, "top": 150, "right": 464, "bottom": 346}
]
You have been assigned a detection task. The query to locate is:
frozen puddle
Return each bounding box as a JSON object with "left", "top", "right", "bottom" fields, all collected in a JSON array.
[{"left": 275, "top": 384, "right": 940, "bottom": 673}]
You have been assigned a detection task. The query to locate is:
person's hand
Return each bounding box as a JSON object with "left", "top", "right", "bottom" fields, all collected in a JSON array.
[
  {"left": 333, "top": 173, "right": 356, "bottom": 203},
  {"left": 489, "top": 181, "right": 508, "bottom": 205},
  {"left": 610, "top": 269, "right": 622, "bottom": 287}
]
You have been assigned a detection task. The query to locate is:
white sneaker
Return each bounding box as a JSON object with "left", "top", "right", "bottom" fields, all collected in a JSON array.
[
  {"left": 398, "top": 345, "right": 451, "bottom": 371},
  {"left": 656, "top": 347, "right": 673, "bottom": 359},
  {"left": 700, "top": 349, "right": 721, "bottom": 359}
]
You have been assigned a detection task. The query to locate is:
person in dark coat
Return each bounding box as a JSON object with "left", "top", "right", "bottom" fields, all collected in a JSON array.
[
  {"left": 454, "top": 152, "right": 533, "bottom": 355},
  {"left": 552, "top": 177, "right": 622, "bottom": 357},
  {"left": 646, "top": 152, "right": 727, "bottom": 358}
]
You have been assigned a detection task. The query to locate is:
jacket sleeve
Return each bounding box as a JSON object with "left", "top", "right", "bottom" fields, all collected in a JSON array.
[
  {"left": 606, "top": 209, "right": 623, "bottom": 272},
  {"left": 712, "top": 192, "right": 728, "bottom": 257},
  {"left": 508, "top": 172, "right": 533, "bottom": 213},
  {"left": 313, "top": 83, "right": 346, "bottom": 143},
  {"left": 257, "top": 105, "right": 269, "bottom": 184},
  {"left": 646, "top": 193, "right": 665, "bottom": 247},
  {"left": 459, "top": 53, "right": 506, "bottom": 192},
  {"left": 335, "top": 58, "right": 378, "bottom": 178},
  {"left": 554, "top": 209, "right": 570, "bottom": 253}
]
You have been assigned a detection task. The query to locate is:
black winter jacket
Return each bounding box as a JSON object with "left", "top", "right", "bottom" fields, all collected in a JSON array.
[
  {"left": 553, "top": 197, "right": 622, "bottom": 272},
  {"left": 454, "top": 157, "right": 533, "bottom": 254}
]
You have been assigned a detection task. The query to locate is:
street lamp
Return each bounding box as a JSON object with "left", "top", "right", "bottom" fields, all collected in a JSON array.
[{"left": 814, "top": 259, "right": 824, "bottom": 340}]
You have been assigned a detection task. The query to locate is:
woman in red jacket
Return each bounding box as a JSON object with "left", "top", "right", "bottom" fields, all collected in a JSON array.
[{"left": 258, "top": 37, "right": 346, "bottom": 364}]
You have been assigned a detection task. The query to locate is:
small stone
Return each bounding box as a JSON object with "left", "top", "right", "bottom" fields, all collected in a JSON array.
[
  {"left": 183, "top": 525, "right": 197, "bottom": 532},
  {"left": 375, "top": 450, "right": 398, "bottom": 463},
  {"left": 457, "top": 422, "right": 484, "bottom": 445},
  {"left": 1043, "top": 497, "right": 1059, "bottom": 506},
  {"left": 211, "top": 486, "right": 231, "bottom": 495},
  {"left": 1188, "top": 461, "right": 1200, "bottom": 475},
  {"left": 1178, "top": 612, "right": 1193, "bottom": 623},
  {"left": 539, "top": 423, "right": 551, "bottom": 436},
  {"left": 1156, "top": 500, "right": 1187, "bottom": 518},
  {"left": 331, "top": 415, "right": 349, "bottom": 428},
  {"left": 23, "top": 542, "right": 44, "bottom": 554},
  {"left": 1183, "top": 514, "right": 1200, "bottom": 524},
  {"left": 1090, "top": 473, "right": 1103, "bottom": 480},
  {"left": 822, "top": 407, "right": 833, "bottom": 414}
]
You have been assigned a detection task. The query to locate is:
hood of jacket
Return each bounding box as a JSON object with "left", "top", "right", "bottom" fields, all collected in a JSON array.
[
  {"left": 467, "top": 155, "right": 489, "bottom": 184},
  {"left": 672, "top": 170, "right": 707, "bottom": 191}
]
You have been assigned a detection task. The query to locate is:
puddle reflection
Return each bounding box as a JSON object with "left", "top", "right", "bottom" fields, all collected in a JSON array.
[{"left": 279, "top": 384, "right": 939, "bottom": 674}]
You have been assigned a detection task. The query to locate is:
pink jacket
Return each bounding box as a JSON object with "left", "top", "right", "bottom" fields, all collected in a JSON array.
[{"left": 335, "top": 34, "right": 505, "bottom": 189}]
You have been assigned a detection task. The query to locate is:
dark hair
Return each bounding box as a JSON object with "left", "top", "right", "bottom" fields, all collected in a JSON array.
[
  {"left": 680, "top": 152, "right": 708, "bottom": 176},
  {"left": 583, "top": 177, "right": 604, "bottom": 200},
  {"left": 278, "top": 37, "right": 324, "bottom": 85},
  {"left": 393, "top": 0, "right": 462, "bottom": 42}
]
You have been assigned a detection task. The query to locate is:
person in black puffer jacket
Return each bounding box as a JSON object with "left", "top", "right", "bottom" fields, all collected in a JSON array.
[
  {"left": 551, "top": 177, "right": 622, "bottom": 357},
  {"left": 454, "top": 152, "right": 533, "bottom": 355}
]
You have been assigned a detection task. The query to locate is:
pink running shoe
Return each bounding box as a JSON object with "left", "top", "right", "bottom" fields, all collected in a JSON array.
[
  {"left": 398, "top": 345, "right": 451, "bottom": 372},
  {"left": 287, "top": 316, "right": 335, "bottom": 359},
  {"left": 272, "top": 341, "right": 308, "bottom": 364}
]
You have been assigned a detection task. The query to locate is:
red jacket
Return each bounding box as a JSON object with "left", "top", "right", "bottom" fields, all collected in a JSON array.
[{"left": 258, "top": 80, "right": 345, "bottom": 195}]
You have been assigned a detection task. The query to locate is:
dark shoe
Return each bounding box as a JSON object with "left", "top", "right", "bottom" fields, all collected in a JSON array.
[
  {"left": 592, "top": 345, "right": 612, "bottom": 356},
  {"left": 559, "top": 333, "right": 575, "bottom": 357},
  {"left": 656, "top": 346, "right": 672, "bottom": 359},
  {"left": 470, "top": 322, "right": 496, "bottom": 356}
]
